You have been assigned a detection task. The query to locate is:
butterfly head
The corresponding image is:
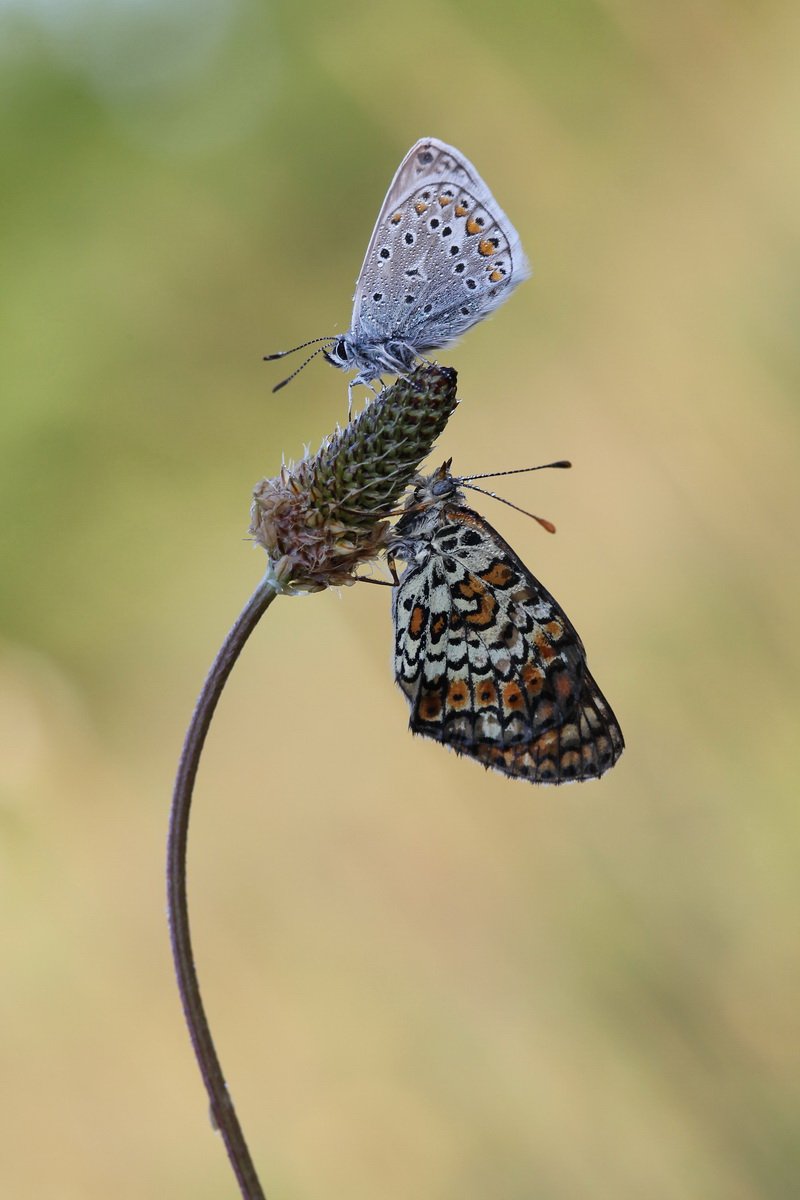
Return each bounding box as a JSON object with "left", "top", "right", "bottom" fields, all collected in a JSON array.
[
  {"left": 405, "top": 460, "right": 465, "bottom": 511},
  {"left": 324, "top": 336, "right": 419, "bottom": 387},
  {"left": 391, "top": 462, "right": 466, "bottom": 554}
]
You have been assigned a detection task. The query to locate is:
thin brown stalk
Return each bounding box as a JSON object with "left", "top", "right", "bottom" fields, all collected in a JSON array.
[
  {"left": 167, "top": 574, "right": 277, "bottom": 1200},
  {"left": 167, "top": 365, "right": 459, "bottom": 1197}
]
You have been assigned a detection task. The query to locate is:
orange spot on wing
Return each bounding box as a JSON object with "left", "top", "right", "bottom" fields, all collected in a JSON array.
[
  {"left": 534, "top": 630, "right": 556, "bottom": 661},
  {"left": 521, "top": 663, "right": 545, "bottom": 696},
  {"left": 431, "top": 614, "right": 448, "bottom": 639},
  {"left": 466, "top": 591, "right": 497, "bottom": 628},
  {"left": 478, "top": 238, "right": 498, "bottom": 257},
  {"left": 454, "top": 203, "right": 468, "bottom": 217},
  {"left": 409, "top": 605, "right": 426, "bottom": 637},
  {"left": 480, "top": 562, "right": 514, "bottom": 587},
  {"left": 475, "top": 681, "right": 497, "bottom": 707},
  {"left": 465, "top": 216, "right": 482, "bottom": 235},
  {"left": 538, "top": 729, "right": 558, "bottom": 752},
  {"left": 447, "top": 680, "right": 469, "bottom": 708},
  {"left": 489, "top": 269, "right": 505, "bottom": 283},
  {"left": 502, "top": 683, "right": 525, "bottom": 710},
  {"left": 415, "top": 201, "right": 428, "bottom": 214},
  {"left": 390, "top": 211, "right": 402, "bottom": 224},
  {"left": 457, "top": 578, "right": 483, "bottom": 600},
  {"left": 591, "top": 734, "right": 612, "bottom": 761},
  {"left": 419, "top": 691, "right": 443, "bottom": 720}
]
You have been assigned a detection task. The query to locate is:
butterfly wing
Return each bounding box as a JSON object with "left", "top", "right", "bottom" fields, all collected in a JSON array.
[
  {"left": 393, "top": 504, "right": 623, "bottom": 784},
  {"left": 472, "top": 676, "right": 623, "bottom": 783},
  {"left": 350, "top": 138, "right": 531, "bottom": 352}
]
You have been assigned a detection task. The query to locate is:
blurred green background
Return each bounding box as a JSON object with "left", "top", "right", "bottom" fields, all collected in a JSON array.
[{"left": 2, "top": 1, "right": 799, "bottom": 1197}]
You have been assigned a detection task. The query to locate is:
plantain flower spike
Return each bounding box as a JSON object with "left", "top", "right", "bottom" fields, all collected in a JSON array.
[{"left": 250, "top": 364, "right": 459, "bottom": 593}]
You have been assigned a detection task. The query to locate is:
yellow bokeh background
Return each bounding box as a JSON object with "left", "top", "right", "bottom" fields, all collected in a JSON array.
[{"left": 2, "top": 2, "right": 798, "bottom": 1197}]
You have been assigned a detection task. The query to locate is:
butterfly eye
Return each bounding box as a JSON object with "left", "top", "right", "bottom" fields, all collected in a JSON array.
[{"left": 333, "top": 339, "right": 349, "bottom": 362}]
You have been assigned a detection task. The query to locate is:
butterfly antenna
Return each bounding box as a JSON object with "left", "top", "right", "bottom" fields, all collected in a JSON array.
[
  {"left": 461, "top": 483, "right": 559, "bottom": 534},
  {"left": 458, "top": 461, "right": 572, "bottom": 483},
  {"left": 263, "top": 336, "right": 335, "bottom": 362},
  {"left": 270, "top": 346, "right": 329, "bottom": 393},
  {"left": 457, "top": 461, "right": 571, "bottom": 532}
]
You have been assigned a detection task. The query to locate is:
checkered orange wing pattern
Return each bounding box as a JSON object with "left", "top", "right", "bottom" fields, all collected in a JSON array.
[{"left": 390, "top": 467, "right": 623, "bottom": 784}]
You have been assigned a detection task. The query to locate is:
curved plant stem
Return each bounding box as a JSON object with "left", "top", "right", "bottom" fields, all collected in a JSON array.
[{"left": 167, "top": 574, "right": 278, "bottom": 1200}]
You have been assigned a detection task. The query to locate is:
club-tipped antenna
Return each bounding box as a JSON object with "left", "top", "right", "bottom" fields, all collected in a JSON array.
[
  {"left": 461, "top": 483, "right": 559, "bottom": 533},
  {"left": 263, "top": 336, "right": 335, "bottom": 362},
  {"left": 459, "top": 461, "right": 572, "bottom": 483},
  {"left": 458, "top": 462, "right": 572, "bottom": 535},
  {"left": 270, "top": 346, "right": 329, "bottom": 393}
]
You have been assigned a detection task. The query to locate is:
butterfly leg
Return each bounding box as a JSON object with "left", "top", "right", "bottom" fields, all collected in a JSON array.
[
  {"left": 386, "top": 552, "right": 400, "bottom": 586},
  {"left": 352, "top": 549, "right": 398, "bottom": 588},
  {"left": 351, "top": 574, "right": 393, "bottom": 587},
  {"left": 347, "top": 377, "right": 383, "bottom": 422}
]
